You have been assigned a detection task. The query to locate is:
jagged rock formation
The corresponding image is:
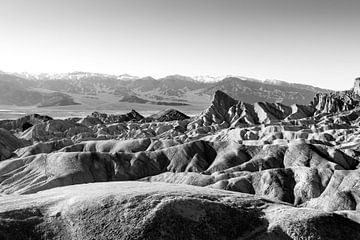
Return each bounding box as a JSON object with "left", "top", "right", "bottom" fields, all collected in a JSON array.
[
  {"left": 311, "top": 78, "right": 360, "bottom": 115},
  {"left": 90, "top": 110, "right": 144, "bottom": 123},
  {"left": 77, "top": 116, "right": 104, "bottom": 127},
  {"left": 149, "top": 109, "right": 190, "bottom": 122},
  {"left": 188, "top": 90, "right": 315, "bottom": 131},
  {"left": 353, "top": 77, "right": 360, "bottom": 95},
  {"left": 0, "top": 113, "right": 52, "bottom": 131},
  {"left": 312, "top": 92, "right": 360, "bottom": 115},
  {"left": 19, "top": 119, "right": 91, "bottom": 142}
]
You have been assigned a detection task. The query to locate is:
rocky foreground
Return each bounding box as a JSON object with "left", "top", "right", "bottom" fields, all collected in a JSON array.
[{"left": 2, "top": 80, "right": 360, "bottom": 239}]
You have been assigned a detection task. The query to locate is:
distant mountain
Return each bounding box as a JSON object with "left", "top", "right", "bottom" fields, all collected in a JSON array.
[
  {"left": 13, "top": 71, "right": 139, "bottom": 81},
  {"left": 0, "top": 73, "right": 78, "bottom": 107},
  {"left": 126, "top": 75, "right": 208, "bottom": 95},
  {"left": 0, "top": 71, "right": 331, "bottom": 107},
  {"left": 194, "top": 75, "right": 261, "bottom": 83},
  {"left": 193, "top": 75, "right": 224, "bottom": 82},
  {"left": 201, "top": 77, "right": 331, "bottom": 105}
]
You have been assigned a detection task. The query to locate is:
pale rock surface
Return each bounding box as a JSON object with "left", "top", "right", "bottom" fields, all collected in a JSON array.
[{"left": 1, "top": 182, "right": 359, "bottom": 240}]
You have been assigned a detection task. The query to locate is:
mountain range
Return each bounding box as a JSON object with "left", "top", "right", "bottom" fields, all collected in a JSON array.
[{"left": 0, "top": 71, "right": 332, "bottom": 110}]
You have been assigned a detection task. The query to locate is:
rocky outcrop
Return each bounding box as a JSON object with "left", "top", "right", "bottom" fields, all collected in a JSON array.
[
  {"left": 0, "top": 114, "right": 52, "bottom": 131},
  {"left": 188, "top": 90, "right": 316, "bottom": 131},
  {"left": 253, "top": 102, "right": 292, "bottom": 124},
  {"left": 190, "top": 78, "right": 360, "bottom": 131},
  {"left": 287, "top": 104, "right": 315, "bottom": 120},
  {"left": 353, "top": 77, "right": 360, "bottom": 95},
  {"left": 19, "top": 119, "right": 91, "bottom": 142},
  {"left": 312, "top": 92, "right": 360, "bottom": 115},
  {"left": 203, "top": 90, "right": 237, "bottom": 125},
  {"left": 0, "top": 128, "right": 26, "bottom": 160},
  {"left": 150, "top": 109, "right": 190, "bottom": 122},
  {"left": 77, "top": 116, "right": 104, "bottom": 127},
  {"left": 91, "top": 110, "right": 144, "bottom": 123},
  {"left": 311, "top": 78, "right": 360, "bottom": 115},
  {"left": 1, "top": 182, "right": 359, "bottom": 240}
]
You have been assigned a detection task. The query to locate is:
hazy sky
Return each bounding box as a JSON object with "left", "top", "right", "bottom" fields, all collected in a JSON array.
[{"left": 0, "top": 0, "right": 359, "bottom": 90}]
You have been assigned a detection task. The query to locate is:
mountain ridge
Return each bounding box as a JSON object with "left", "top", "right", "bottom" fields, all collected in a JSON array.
[
  {"left": 0, "top": 70, "right": 334, "bottom": 109},
  {"left": 12, "top": 70, "right": 333, "bottom": 89}
]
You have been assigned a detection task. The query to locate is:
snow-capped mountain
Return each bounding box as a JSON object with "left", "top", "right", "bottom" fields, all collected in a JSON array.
[
  {"left": 0, "top": 70, "right": 331, "bottom": 107},
  {"left": 193, "top": 75, "right": 260, "bottom": 83},
  {"left": 12, "top": 71, "right": 139, "bottom": 81}
]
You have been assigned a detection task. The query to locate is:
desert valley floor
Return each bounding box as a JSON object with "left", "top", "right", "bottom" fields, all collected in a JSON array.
[{"left": 2, "top": 81, "right": 360, "bottom": 239}]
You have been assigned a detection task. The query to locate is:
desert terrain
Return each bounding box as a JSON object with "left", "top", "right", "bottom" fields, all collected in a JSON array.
[{"left": 1, "top": 74, "right": 360, "bottom": 239}]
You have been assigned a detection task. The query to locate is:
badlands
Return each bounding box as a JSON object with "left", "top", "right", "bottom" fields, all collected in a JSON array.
[{"left": 2, "top": 80, "right": 360, "bottom": 239}]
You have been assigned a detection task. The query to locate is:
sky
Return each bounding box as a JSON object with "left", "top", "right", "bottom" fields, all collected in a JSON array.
[{"left": 0, "top": 0, "right": 359, "bottom": 90}]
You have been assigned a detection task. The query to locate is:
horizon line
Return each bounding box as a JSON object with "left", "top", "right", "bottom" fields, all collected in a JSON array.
[{"left": 1, "top": 69, "right": 352, "bottom": 91}]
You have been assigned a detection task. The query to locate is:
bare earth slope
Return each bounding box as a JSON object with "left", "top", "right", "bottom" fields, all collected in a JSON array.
[{"left": 1, "top": 182, "right": 360, "bottom": 240}]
